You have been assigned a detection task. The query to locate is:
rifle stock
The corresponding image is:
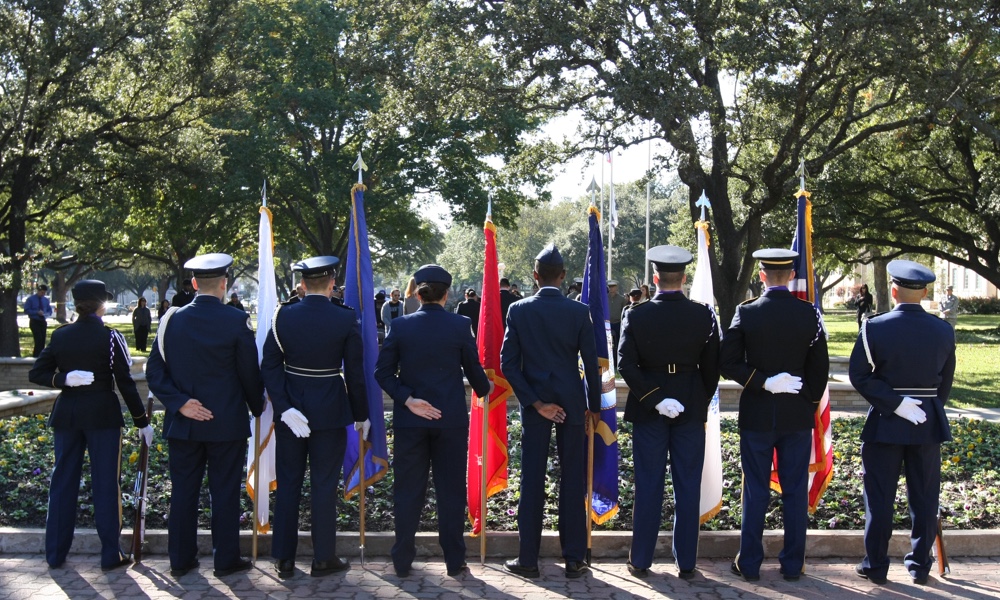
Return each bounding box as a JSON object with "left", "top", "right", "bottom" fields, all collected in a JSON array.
[
  {"left": 130, "top": 396, "right": 154, "bottom": 562},
  {"left": 935, "top": 509, "right": 950, "bottom": 576}
]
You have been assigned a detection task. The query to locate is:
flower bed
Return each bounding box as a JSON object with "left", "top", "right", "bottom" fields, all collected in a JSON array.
[{"left": 2, "top": 413, "right": 997, "bottom": 532}]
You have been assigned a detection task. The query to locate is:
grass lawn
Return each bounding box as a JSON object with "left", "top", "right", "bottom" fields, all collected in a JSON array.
[{"left": 824, "top": 311, "right": 1000, "bottom": 409}]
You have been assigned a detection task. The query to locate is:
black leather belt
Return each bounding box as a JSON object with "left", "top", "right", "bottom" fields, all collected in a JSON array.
[
  {"left": 284, "top": 365, "right": 342, "bottom": 378},
  {"left": 894, "top": 387, "right": 939, "bottom": 398},
  {"left": 649, "top": 364, "right": 698, "bottom": 374}
]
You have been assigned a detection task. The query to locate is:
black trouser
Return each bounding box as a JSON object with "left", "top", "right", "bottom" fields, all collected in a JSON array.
[
  {"left": 30, "top": 318, "right": 47, "bottom": 357},
  {"left": 134, "top": 326, "right": 149, "bottom": 352}
]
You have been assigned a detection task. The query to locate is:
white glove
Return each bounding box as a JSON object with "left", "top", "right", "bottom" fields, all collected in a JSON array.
[
  {"left": 281, "top": 408, "right": 311, "bottom": 438},
  {"left": 139, "top": 426, "right": 154, "bottom": 447},
  {"left": 64, "top": 370, "right": 95, "bottom": 387},
  {"left": 355, "top": 419, "right": 371, "bottom": 441},
  {"left": 894, "top": 396, "right": 927, "bottom": 425},
  {"left": 655, "top": 398, "right": 685, "bottom": 419},
  {"left": 763, "top": 373, "right": 803, "bottom": 394}
]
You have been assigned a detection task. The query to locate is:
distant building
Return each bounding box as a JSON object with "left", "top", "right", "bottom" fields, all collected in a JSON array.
[{"left": 934, "top": 258, "right": 999, "bottom": 299}]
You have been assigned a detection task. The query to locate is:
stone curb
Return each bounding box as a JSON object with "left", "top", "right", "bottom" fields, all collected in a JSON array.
[{"left": 1, "top": 528, "right": 995, "bottom": 558}]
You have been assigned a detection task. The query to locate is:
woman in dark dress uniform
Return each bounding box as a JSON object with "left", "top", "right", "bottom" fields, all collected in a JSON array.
[{"left": 29, "top": 280, "right": 153, "bottom": 570}]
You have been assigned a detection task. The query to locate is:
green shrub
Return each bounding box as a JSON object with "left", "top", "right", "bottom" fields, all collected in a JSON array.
[{"left": 958, "top": 297, "right": 1000, "bottom": 315}]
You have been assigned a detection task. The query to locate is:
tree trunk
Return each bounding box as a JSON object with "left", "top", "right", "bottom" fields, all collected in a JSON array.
[
  {"left": 0, "top": 287, "right": 23, "bottom": 357},
  {"left": 873, "top": 257, "right": 890, "bottom": 313},
  {"left": 53, "top": 271, "right": 69, "bottom": 323},
  {"left": 158, "top": 275, "right": 171, "bottom": 305}
]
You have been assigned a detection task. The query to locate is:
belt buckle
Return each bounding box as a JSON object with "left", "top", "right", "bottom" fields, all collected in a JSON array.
[{"left": 668, "top": 364, "right": 676, "bottom": 374}]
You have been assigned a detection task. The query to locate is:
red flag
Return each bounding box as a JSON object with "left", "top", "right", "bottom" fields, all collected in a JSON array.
[{"left": 467, "top": 212, "right": 511, "bottom": 535}]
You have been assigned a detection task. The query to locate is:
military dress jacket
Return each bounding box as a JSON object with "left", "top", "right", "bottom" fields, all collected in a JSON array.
[
  {"left": 719, "top": 288, "right": 829, "bottom": 432},
  {"left": 374, "top": 303, "right": 490, "bottom": 429},
  {"left": 146, "top": 295, "right": 264, "bottom": 441},
  {"left": 849, "top": 304, "right": 955, "bottom": 445},
  {"left": 618, "top": 292, "right": 720, "bottom": 425},
  {"left": 261, "top": 295, "right": 369, "bottom": 430},
  {"left": 500, "top": 288, "right": 602, "bottom": 426},
  {"left": 29, "top": 316, "right": 149, "bottom": 430}
]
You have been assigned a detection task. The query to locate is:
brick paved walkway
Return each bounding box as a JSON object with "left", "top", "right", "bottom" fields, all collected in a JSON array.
[{"left": 2, "top": 555, "right": 999, "bottom": 599}]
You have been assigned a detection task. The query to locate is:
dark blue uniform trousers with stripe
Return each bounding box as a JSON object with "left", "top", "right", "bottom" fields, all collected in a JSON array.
[
  {"left": 861, "top": 441, "right": 940, "bottom": 579},
  {"left": 737, "top": 428, "right": 811, "bottom": 578},
  {"left": 167, "top": 439, "right": 247, "bottom": 571},
  {"left": 630, "top": 416, "right": 705, "bottom": 571},
  {"left": 272, "top": 425, "right": 347, "bottom": 563},
  {"left": 47, "top": 427, "right": 125, "bottom": 568}
]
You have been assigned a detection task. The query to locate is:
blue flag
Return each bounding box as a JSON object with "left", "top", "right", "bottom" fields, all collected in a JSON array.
[
  {"left": 580, "top": 206, "right": 620, "bottom": 524},
  {"left": 342, "top": 183, "right": 389, "bottom": 497}
]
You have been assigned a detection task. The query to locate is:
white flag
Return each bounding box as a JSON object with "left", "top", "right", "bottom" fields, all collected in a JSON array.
[
  {"left": 690, "top": 220, "right": 723, "bottom": 523},
  {"left": 246, "top": 194, "right": 278, "bottom": 533}
]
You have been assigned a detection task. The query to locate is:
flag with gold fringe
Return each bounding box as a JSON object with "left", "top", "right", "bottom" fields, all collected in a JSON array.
[
  {"left": 690, "top": 195, "right": 723, "bottom": 523},
  {"left": 246, "top": 184, "right": 278, "bottom": 533},
  {"left": 770, "top": 188, "right": 834, "bottom": 512},
  {"left": 342, "top": 180, "right": 389, "bottom": 497},
  {"left": 467, "top": 205, "right": 511, "bottom": 535},
  {"left": 580, "top": 206, "right": 619, "bottom": 524}
]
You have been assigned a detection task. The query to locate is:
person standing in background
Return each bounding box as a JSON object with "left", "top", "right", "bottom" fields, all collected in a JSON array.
[
  {"left": 381, "top": 288, "right": 404, "bottom": 335},
  {"left": 938, "top": 285, "right": 958, "bottom": 331},
  {"left": 454, "top": 288, "right": 481, "bottom": 339},
  {"left": 403, "top": 277, "right": 420, "bottom": 315},
  {"left": 131, "top": 297, "right": 152, "bottom": 352},
  {"left": 24, "top": 283, "right": 53, "bottom": 357}
]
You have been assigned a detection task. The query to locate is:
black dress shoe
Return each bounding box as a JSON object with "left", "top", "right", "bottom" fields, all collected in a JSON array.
[
  {"left": 447, "top": 562, "right": 468, "bottom": 577},
  {"left": 565, "top": 560, "right": 589, "bottom": 579},
  {"left": 311, "top": 557, "right": 350, "bottom": 577},
  {"left": 730, "top": 561, "right": 760, "bottom": 582},
  {"left": 912, "top": 572, "right": 930, "bottom": 585},
  {"left": 856, "top": 563, "right": 887, "bottom": 585},
  {"left": 678, "top": 568, "right": 697, "bottom": 580},
  {"left": 170, "top": 559, "right": 200, "bottom": 577},
  {"left": 779, "top": 567, "right": 801, "bottom": 582},
  {"left": 214, "top": 557, "right": 252, "bottom": 577},
  {"left": 626, "top": 561, "right": 649, "bottom": 578},
  {"left": 275, "top": 559, "right": 295, "bottom": 579},
  {"left": 101, "top": 557, "right": 132, "bottom": 571},
  {"left": 503, "top": 559, "right": 540, "bottom": 579}
]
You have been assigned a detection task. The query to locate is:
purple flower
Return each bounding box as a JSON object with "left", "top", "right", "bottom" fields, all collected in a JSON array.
[
  {"left": 507, "top": 509, "right": 515, "bottom": 516},
  {"left": 32, "top": 468, "right": 41, "bottom": 476}
]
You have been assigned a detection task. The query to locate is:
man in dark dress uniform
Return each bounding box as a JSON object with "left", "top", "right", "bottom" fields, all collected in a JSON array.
[
  {"left": 618, "top": 246, "right": 720, "bottom": 579},
  {"left": 720, "top": 249, "right": 829, "bottom": 583},
  {"left": 170, "top": 279, "right": 196, "bottom": 308},
  {"left": 500, "top": 244, "right": 602, "bottom": 579},
  {"left": 499, "top": 278, "right": 517, "bottom": 327},
  {"left": 261, "top": 256, "right": 370, "bottom": 579},
  {"left": 146, "top": 253, "right": 265, "bottom": 578},
  {"left": 850, "top": 260, "right": 956, "bottom": 586},
  {"left": 375, "top": 265, "right": 492, "bottom": 578},
  {"left": 454, "top": 288, "right": 481, "bottom": 338},
  {"left": 29, "top": 280, "right": 153, "bottom": 570}
]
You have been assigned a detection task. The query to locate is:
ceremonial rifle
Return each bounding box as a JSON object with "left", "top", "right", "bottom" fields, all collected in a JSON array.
[
  {"left": 130, "top": 395, "right": 155, "bottom": 562},
  {"left": 936, "top": 507, "right": 950, "bottom": 576}
]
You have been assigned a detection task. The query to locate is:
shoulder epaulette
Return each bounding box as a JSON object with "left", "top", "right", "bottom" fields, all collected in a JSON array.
[
  {"left": 738, "top": 296, "right": 758, "bottom": 306},
  {"left": 338, "top": 303, "right": 355, "bottom": 311}
]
